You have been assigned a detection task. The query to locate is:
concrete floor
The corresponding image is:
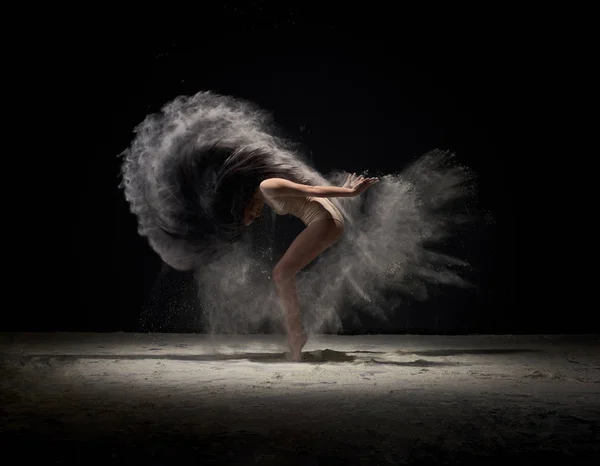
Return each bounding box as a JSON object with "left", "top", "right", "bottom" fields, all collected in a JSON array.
[{"left": 1, "top": 332, "right": 598, "bottom": 464}]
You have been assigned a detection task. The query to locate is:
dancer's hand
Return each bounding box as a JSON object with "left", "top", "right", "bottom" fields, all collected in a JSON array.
[{"left": 343, "top": 173, "right": 379, "bottom": 196}]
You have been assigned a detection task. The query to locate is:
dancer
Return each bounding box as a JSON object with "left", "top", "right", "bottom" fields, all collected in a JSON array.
[
  {"left": 120, "top": 91, "right": 473, "bottom": 362},
  {"left": 243, "top": 174, "right": 378, "bottom": 359}
]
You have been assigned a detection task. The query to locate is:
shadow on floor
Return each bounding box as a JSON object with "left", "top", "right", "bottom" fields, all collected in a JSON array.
[
  {"left": 401, "top": 349, "right": 541, "bottom": 357},
  {"left": 10, "top": 347, "right": 503, "bottom": 366}
]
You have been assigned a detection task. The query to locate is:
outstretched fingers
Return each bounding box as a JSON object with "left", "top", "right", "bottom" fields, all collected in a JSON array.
[
  {"left": 345, "top": 172, "right": 380, "bottom": 192},
  {"left": 357, "top": 176, "right": 379, "bottom": 191}
]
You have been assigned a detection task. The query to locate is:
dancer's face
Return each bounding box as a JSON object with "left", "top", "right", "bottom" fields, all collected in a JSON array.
[{"left": 243, "top": 189, "right": 264, "bottom": 226}]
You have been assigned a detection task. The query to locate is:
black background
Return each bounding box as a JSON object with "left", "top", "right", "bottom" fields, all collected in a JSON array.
[{"left": 10, "top": 5, "right": 581, "bottom": 335}]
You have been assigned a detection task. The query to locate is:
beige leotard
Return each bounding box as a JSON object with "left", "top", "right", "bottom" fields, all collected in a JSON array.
[{"left": 262, "top": 191, "right": 344, "bottom": 227}]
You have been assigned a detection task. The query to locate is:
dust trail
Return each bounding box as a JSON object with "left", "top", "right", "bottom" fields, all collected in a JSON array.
[
  {"left": 299, "top": 153, "right": 476, "bottom": 333},
  {"left": 120, "top": 91, "right": 476, "bottom": 334}
]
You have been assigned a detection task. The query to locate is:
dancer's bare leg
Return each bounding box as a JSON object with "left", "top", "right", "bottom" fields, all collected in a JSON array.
[
  {"left": 273, "top": 218, "right": 343, "bottom": 361},
  {"left": 274, "top": 276, "right": 308, "bottom": 361}
]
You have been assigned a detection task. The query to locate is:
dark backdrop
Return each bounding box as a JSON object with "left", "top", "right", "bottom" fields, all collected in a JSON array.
[{"left": 9, "top": 7, "right": 564, "bottom": 334}]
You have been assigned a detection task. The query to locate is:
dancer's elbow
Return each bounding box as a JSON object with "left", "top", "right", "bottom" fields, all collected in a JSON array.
[
  {"left": 311, "top": 186, "right": 355, "bottom": 198},
  {"left": 260, "top": 179, "right": 354, "bottom": 198}
]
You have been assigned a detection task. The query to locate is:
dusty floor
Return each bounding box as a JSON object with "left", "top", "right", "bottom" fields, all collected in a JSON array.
[{"left": 1, "top": 332, "right": 599, "bottom": 464}]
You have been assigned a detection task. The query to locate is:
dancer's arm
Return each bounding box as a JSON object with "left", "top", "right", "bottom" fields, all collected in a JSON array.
[{"left": 260, "top": 175, "right": 378, "bottom": 198}]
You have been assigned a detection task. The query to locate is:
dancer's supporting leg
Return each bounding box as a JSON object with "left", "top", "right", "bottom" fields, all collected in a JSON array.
[{"left": 273, "top": 218, "right": 343, "bottom": 361}]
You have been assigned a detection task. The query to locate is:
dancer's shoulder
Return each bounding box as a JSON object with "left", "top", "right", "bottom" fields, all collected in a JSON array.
[{"left": 260, "top": 178, "right": 313, "bottom": 198}]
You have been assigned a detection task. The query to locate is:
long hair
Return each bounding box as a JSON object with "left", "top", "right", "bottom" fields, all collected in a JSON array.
[
  {"left": 119, "top": 90, "right": 327, "bottom": 271},
  {"left": 156, "top": 142, "right": 315, "bottom": 245}
]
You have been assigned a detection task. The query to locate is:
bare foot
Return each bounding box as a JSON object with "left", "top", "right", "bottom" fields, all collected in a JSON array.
[{"left": 288, "top": 332, "right": 308, "bottom": 362}]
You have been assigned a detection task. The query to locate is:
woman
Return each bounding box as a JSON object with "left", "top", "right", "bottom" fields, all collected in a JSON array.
[
  {"left": 243, "top": 174, "right": 378, "bottom": 360},
  {"left": 120, "top": 91, "right": 472, "bottom": 362},
  {"left": 120, "top": 91, "right": 376, "bottom": 359}
]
